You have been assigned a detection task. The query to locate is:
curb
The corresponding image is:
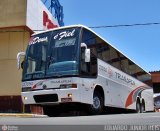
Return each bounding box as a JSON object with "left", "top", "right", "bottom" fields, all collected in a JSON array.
[{"left": 0, "top": 113, "right": 47, "bottom": 118}]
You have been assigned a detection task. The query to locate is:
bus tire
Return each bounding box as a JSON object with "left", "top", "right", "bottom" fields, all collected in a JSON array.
[
  {"left": 87, "top": 91, "right": 104, "bottom": 115},
  {"left": 136, "top": 101, "right": 141, "bottom": 113},
  {"left": 140, "top": 101, "right": 145, "bottom": 113},
  {"left": 43, "top": 106, "right": 61, "bottom": 117}
]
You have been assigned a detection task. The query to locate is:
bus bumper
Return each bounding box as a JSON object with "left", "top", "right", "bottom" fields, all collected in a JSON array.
[{"left": 21, "top": 88, "right": 82, "bottom": 105}]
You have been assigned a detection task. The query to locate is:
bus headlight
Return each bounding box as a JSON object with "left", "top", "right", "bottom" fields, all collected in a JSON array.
[
  {"left": 23, "top": 96, "right": 28, "bottom": 100},
  {"left": 68, "top": 93, "right": 72, "bottom": 97},
  {"left": 60, "top": 84, "right": 77, "bottom": 89}
]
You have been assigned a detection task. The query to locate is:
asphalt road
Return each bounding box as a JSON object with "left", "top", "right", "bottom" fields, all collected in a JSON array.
[{"left": 0, "top": 112, "right": 160, "bottom": 131}]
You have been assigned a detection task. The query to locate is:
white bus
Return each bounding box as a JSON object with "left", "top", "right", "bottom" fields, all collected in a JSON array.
[{"left": 17, "top": 25, "right": 154, "bottom": 116}]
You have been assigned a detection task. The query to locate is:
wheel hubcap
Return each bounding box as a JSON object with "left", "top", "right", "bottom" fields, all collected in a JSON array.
[{"left": 93, "top": 96, "right": 100, "bottom": 109}]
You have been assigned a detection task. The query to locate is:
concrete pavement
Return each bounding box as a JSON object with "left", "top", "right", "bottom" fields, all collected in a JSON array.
[{"left": 0, "top": 113, "right": 47, "bottom": 118}]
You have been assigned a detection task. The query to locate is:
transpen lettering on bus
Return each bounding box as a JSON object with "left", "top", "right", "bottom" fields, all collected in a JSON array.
[
  {"left": 50, "top": 79, "right": 72, "bottom": 84},
  {"left": 99, "top": 65, "right": 135, "bottom": 85},
  {"left": 115, "top": 72, "right": 135, "bottom": 86}
]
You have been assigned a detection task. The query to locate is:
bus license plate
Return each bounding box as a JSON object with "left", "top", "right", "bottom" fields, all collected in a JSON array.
[{"left": 61, "top": 98, "right": 72, "bottom": 102}]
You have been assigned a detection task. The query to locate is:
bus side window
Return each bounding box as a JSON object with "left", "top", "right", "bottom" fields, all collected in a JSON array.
[
  {"left": 90, "top": 50, "right": 97, "bottom": 76},
  {"left": 81, "top": 28, "right": 97, "bottom": 77}
]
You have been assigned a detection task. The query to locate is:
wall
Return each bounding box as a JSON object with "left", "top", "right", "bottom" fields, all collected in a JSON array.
[
  {"left": 0, "top": 28, "right": 30, "bottom": 96},
  {"left": 0, "top": 0, "right": 26, "bottom": 28},
  {"left": 0, "top": 0, "right": 59, "bottom": 113},
  {"left": 151, "top": 71, "right": 160, "bottom": 83},
  {"left": 0, "top": 27, "right": 30, "bottom": 112}
]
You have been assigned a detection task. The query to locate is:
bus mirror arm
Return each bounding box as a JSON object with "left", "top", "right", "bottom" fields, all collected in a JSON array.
[
  {"left": 17, "top": 52, "right": 25, "bottom": 70},
  {"left": 81, "top": 43, "right": 91, "bottom": 63},
  {"left": 81, "top": 43, "right": 87, "bottom": 49}
]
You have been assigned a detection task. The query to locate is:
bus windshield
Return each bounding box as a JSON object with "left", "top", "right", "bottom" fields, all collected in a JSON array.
[
  {"left": 46, "top": 28, "right": 80, "bottom": 77},
  {"left": 22, "top": 28, "right": 80, "bottom": 80}
]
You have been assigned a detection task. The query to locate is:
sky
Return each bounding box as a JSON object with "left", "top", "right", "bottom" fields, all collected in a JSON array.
[{"left": 50, "top": 0, "right": 160, "bottom": 72}]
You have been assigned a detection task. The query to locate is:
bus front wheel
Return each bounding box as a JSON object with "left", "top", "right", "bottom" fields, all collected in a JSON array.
[{"left": 87, "top": 91, "right": 104, "bottom": 115}]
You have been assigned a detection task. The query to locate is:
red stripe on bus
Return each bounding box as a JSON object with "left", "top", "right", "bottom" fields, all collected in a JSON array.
[{"left": 125, "top": 85, "right": 146, "bottom": 108}]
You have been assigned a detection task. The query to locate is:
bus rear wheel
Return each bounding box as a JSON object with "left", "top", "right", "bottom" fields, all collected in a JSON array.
[
  {"left": 140, "top": 102, "right": 145, "bottom": 113},
  {"left": 136, "top": 101, "right": 141, "bottom": 113},
  {"left": 87, "top": 91, "right": 104, "bottom": 115}
]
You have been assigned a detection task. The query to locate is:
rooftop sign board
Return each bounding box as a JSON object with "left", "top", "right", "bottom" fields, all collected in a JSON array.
[
  {"left": 26, "top": 0, "right": 59, "bottom": 31},
  {"left": 0, "top": 0, "right": 59, "bottom": 31}
]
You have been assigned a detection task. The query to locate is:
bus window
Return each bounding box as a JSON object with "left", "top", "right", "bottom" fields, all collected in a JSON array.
[
  {"left": 96, "top": 37, "right": 111, "bottom": 63},
  {"left": 81, "top": 29, "right": 97, "bottom": 77},
  {"left": 110, "top": 47, "right": 121, "bottom": 70},
  {"left": 128, "top": 60, "right": 137, "bottom": 77}
]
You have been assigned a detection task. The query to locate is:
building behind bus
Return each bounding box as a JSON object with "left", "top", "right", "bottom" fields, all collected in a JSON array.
[{"left": 0, "top": 0, "right": 61, "bottom": 113}]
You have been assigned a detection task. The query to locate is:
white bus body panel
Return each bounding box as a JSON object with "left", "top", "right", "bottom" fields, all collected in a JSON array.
[
  {"left": 21, "top": 59, "right": 154, "bottom": 111},
  {"left": 22, "top": 77, "right": 93, "bottom": 105},
  {"left": 97, "top": 59, "right": 154, "bottom": 110},
  {"left": 141, "top": 89, "right": 154, "bottom": 111}
]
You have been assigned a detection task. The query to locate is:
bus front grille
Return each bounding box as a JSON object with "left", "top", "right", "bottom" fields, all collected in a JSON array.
[{"left": 33, "top": 94, "right": 58, "bottom": 103}]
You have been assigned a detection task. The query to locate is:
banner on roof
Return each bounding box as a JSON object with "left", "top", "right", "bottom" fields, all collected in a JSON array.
[
  {"left": 26, "top": 0, "right": 59, "bottom": 31},
  {"left": 0, "top": 0, "right": 59, "bottom": 31}
]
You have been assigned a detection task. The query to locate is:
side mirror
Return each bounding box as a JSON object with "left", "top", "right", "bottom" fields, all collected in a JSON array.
[
  {"left": 85, "top": 48, "right": 91, "bottom": 62},
  {"left": 81, "top": 43, "right": 87, "bottom": 48},
  {"left": 81, "top": 43, "right": 90, "bottom": 63},
  {"left": 17, "top": 52, "right": 25, "bottom": 70}
]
